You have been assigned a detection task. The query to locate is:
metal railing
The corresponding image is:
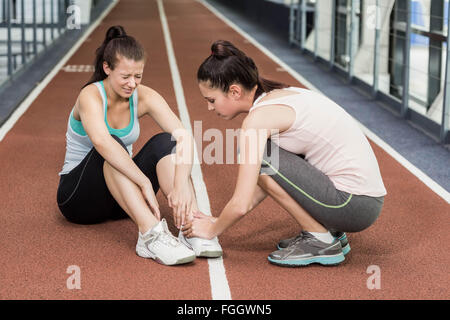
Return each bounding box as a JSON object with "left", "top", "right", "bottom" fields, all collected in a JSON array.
[
  {"left": 289, "top": 0, "right": 450, "bottom": 144},
  {"left": 0, "top": 0, "right": 71, "bottom": 83},
  {"left": 0, "top": 0, "right": 107, "bottom": 87}
]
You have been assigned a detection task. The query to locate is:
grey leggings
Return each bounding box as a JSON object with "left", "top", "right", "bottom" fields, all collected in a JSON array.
[{"left": 260, "top": 140, "right": 384, "bottom": 233}]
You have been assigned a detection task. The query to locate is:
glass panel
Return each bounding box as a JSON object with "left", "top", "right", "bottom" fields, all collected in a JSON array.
[
  {"left": 409, "top": 33, "right": 429, "bottom": 115},
  {"left": 354, "top": 0, "right": 376, "bottom": 86},
  {"left": 304, "top": 0, "right": 316, "bottom": 51},
  {"left": 409, "top": 1, "right": 431, "bottom": 116},
  {"left": 316, "top": 0, "right": 333, "bottom": 61},
  {"left": 335, "top": 0, "right": 349, "bottom": 69},
  {"left": 411, "top": 0, "right": 430, "bottom": 31},
  {"left": 377, "top": 0, "right": 395, "bottom": 98}
]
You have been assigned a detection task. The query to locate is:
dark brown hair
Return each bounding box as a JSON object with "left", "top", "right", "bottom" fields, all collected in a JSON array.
[
  {"left": 197, "top": 40, "right": 288, "bottom": 101},
  {"left": 83, "top": 25, "right": 146, "bottom": 88}
]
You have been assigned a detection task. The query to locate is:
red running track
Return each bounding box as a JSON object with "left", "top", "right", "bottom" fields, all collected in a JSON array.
[{"left": 0, "top": 0, "right": 448, "bottom": 300}]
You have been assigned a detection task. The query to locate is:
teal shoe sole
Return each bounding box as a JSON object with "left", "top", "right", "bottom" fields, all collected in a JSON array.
[
  {"left": 342, "top": 243, "right": 351, "bottom": 256},
  {"left": 268, "top": 253, "right": 345, "bottom": 267}
]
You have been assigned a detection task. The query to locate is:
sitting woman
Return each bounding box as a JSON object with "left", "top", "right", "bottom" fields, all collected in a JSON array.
[{"left": 57, "top": 25, "right": 221, "bottom": 266}]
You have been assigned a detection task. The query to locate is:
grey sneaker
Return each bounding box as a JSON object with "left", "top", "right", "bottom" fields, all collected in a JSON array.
[
  {"left": 330, "top": 231, "right": 351, "bottom": 256},
  {"left": 278, "top": 231, "right": 351, "bottom": 256},
  {"left": 136, "top": 219, "right": 196, "bottom": 265},
  {"left": 269, "top": 231, "right": 345, "bottom": 267}
]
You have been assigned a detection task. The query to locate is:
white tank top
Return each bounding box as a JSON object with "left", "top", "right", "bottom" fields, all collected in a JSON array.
[
  {"left": 59, "top": 81, "right": 140, "bottom": 175},
  {"left": 251, "top": 87, "right": 387, "bottom": 197}
]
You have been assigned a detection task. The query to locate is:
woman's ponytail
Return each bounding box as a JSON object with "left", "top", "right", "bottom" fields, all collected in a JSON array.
[{"left": 255, "top": 76, "right": 288, "bottom": 102}]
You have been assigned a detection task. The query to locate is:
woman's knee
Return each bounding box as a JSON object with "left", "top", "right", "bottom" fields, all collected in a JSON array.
[
  {"left": 149, "top": 132, "right": 176, "bottom": 151},
  {"left": 143, "top": 132, "right": 177, "bottom": 160},
  {"left": 257, "top": 174, "right": 271, "bottom": 189},
  {"left": 258, "top": 174, "right": 286, "bottom": 198}
]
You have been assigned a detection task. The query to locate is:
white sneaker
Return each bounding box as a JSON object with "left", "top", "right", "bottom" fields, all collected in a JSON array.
[
  {"left": 136, "top": 219, "right": 196, "bottom": 265},
  {"left": 178, "top": 231, "right": 223, "bottom": 258}
]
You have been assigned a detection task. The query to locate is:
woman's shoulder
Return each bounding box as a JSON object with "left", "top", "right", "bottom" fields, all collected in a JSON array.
[
  {"left": 136, "top": 84, "right": 163, "bottom": 101},
  {"left": 78, "top": 83, "right": 102, "bottom": 99},
  {"left": 136, "top": 85, "right": 168, "bottom": 117},
  {"left": 244, "top": 104, "right": 295, "bottom": 133},
  {"left": 75, "top": 83, "right": 103, "bottom": 112},
  {"left": 136, "top": 85, "right": 171, "bottom": 110},
  {"left": 258, "top": 87, "right": 308, "bottom": 104}
]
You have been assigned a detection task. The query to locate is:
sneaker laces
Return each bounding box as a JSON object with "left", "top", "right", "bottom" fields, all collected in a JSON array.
[
  {"left": 288, "top": 232, "right": 314, "bottom": 247},
  {"left": 148, "top": 220, "right": 180, "bottom": 247},
  {"left": 155, "top": 230, "right": 180, "bottom": 247}
]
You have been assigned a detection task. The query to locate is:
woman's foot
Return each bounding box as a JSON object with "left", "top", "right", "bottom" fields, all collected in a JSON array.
[
  {"left": 269, "top": 231, "right": 345, "bottom": 267},
  {"left": 178, "top": 211, "right": 223, "bottom": 258},
  {"left": 136, "top": 219, "right": 196, "bottom": 265},
  {"left": 178, "top": 231, "right": 223, "bottom": 258},
  {"left": 277, "top": 231, "right": 351, "bottom": 256}
]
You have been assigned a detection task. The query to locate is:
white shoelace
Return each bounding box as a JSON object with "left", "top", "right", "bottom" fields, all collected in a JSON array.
[{"left": 155, "top": 230, "right": 180, "bottom": 247}]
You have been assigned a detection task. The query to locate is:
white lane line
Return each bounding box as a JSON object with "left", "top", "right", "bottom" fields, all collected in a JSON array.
[
  {"left": 198, "top": 0, "right": 450, "bottom": 204},
  {"left": 157, "top": 0, "right": 232, "bottom": 300},
  {"left": 0, "top": 0, "right": 119, "bottom": 142}
]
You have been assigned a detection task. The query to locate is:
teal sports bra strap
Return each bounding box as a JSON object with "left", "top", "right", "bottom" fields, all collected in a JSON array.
[{"left": 69, "top": 81, "right": 136, "bottom": 137}]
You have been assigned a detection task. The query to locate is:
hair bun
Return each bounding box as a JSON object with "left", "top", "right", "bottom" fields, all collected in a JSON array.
[
  {"left": 211, "top": 40, "right": 244, "bottom": 59},
  {"left": 105, "top": 25, "right": 127, "bottom": 42}
]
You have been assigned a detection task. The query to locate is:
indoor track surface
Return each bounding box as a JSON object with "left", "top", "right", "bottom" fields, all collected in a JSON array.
[{"left": 0, "top": 0, "right": 449, "bottom": 300}]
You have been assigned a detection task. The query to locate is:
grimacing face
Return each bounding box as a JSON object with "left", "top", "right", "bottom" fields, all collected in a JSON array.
[
  {"left": 198, "top": 81, "right": 243, "bottom": 120},
  {"left": 103, "top": 56, "right": 145, "bottom": 98}
]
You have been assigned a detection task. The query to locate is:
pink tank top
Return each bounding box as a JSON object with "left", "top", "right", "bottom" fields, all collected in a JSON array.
[{"left": 251, "top": 87, "right": 387, "bottom": 197}]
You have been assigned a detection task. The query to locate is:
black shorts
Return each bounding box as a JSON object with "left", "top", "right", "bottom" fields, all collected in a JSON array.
[{"left": 56, "top": 133, "right": 176, "bottom": 224}]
